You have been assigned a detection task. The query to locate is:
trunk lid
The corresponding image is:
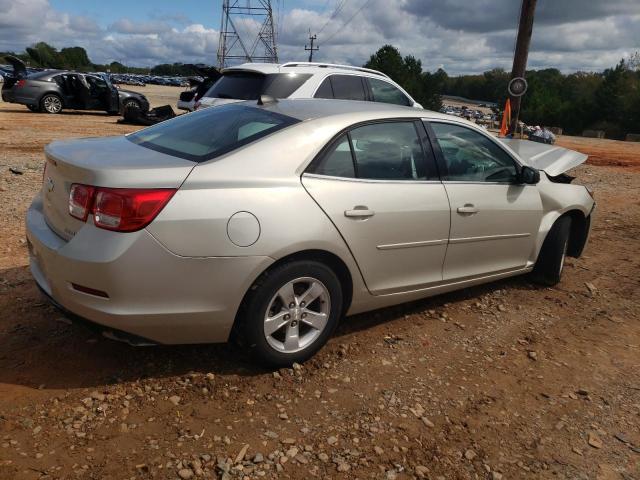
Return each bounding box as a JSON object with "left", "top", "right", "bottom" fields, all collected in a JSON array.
[
  {"left": 499, "top": 138, "right": 588, "bottom": 176},
  {"left": 4, "top": 55, "right": 27, "bottom": 79},
  {"left": 42, "top": 136, "right": 195, "bottom": 240}
]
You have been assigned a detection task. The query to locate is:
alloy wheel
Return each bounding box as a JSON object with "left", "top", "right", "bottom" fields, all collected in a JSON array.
[
  {"left": 43, "top": 95, "right": 62, "bottom": 113},
  {"left": 263, "top": 277, "right": 331, "bottom": 353}
]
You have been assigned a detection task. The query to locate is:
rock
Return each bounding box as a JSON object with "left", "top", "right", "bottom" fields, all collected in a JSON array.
[
  {"left": 337, "top": 462, "right": 350, "bottom": 472},
  {"left": 9, "top": 167, "right": 23, "bottom": 175},
  {"left": 292, "top": 362, "right": 303, "bottom": 371},
  {"left": 497, "top": 304, "right": 507, "bottom": 312},
  {"left": 90, "top": 391, "right": 106, "bottom": 402},
  {"left": 585, "top": 282, "right": 597, "bottom": 295},
  {"left": 178, "top": 468, "right": 194, "bottom": 479},
  {"left": 415, "top": 465, "right": 429, "bottom": 478},
  {"left": 168, "top": 396, "right": 181, "bottom": 406},
  {"left": 373, "top": 446, "right": 384, "bottom": 455},
  {"left": 253, "top": 453, "right": 264, "bottom": 463},
  {"left": 421, "top": 417, "right": 435, "bottom": 428},
  {"left": 205, "top": 373, "right": 215, "bottom": 381},
  {"left": 573, "top": 446, "right": 583, "bottom": 456},
  {"left": 491, "top": 473, "right": 503, "bottom": 480},
  {"left": 286, "top": 447, "right": 298, "bottom": 458},
  {"left": 614, "top": 433, "right": 630, "bottom": 444},
  {"left": 32, "top": 426, "right": 42, "bottom": 435},
  {"left": 281, "top": 438, "right": 296, "bottom": 445},
  {"left": 234, "top": 444, "right": 250, "bottom": 464},
  {"left": 317, "top": 452, "right": 329, "bottom": 462},
  {"left": 528, "top": 351, "right": 538, "bottom": 361},
  {"left": 464, "top": 449, "right": 477, "bottom": 461},
  {"left": 588, "top": 432, "right": 603, "bottom": 449},
  {"left": 327, "top": 436, "right": 338, "bottom": 446},
  {"left": 386, "top": 470, "right": 397, "bottom": 480}
]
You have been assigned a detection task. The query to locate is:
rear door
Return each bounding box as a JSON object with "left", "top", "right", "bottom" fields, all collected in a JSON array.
[
  {"left": 425, "top": 120, "right": 542, "bottom": 281},
  {"left": 302, "top": 120, "right": 450, "bottom": 295}
]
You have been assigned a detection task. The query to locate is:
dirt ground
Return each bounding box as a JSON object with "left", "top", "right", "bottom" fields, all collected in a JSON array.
[{"left": 0, "top": 86, "right": 639, "bottom": 480}]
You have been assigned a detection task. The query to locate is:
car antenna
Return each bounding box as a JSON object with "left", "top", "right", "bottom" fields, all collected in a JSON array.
[{"left": 257, "top": 95, "right": 278, "bottom": 106}]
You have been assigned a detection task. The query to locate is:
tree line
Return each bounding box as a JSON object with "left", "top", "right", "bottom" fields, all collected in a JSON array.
[
  {"left": 1, "top": 42, "right": 196, "bottom": 76},
  {"left": 365, "top": 45, "right": 640, "bottom": 139},
  {"left": 3, "top": 42, "right": 639, "bottom": 138}
]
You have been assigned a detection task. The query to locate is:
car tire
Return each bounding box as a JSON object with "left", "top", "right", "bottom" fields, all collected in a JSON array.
[
  {"left": 240, "top": 260, "right": 343, "bottom": 367},
  {"left": 532, "top": 216, "right": 571, "bottom": 286},
  {"left": 123, "top": 99, "right": 141, "bottom": 112},
  {"left": 40, "top": 94, "right": 63, "bottom": 114}
]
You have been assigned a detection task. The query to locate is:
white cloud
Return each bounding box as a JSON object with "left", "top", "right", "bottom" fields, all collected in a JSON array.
[{"left": 0, "top": 0, "right": 638, "bottom": 73}]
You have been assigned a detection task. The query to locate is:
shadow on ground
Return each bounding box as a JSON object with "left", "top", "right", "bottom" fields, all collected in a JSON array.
[{"left": 0, "top": 264, "right": 534, "bottom": 390}]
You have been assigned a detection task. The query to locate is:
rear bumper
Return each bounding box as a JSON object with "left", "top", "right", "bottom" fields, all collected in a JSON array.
[{"left": 26, "top": 194, "right": 273, "bottom": 344}]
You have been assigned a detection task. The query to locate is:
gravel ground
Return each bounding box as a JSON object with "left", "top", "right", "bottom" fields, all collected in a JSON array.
[{"left": 0, "top": 90, "right": 639, "bottom": 480}]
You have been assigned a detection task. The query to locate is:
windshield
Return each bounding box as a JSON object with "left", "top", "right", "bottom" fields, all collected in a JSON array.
[
  {"left": 127, "top": 104, "right": 299, "bottom": 162},
  {"left": 204, "top": 72, "right": 312, "bottom": 100}
]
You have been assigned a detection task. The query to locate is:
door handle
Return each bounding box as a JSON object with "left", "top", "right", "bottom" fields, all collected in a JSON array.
[
  {"left": 457, "top": 204, "right": 479, "bottom": 214},
  {"left": 344, "top": 206, "right": 375, "bottom": 218}
]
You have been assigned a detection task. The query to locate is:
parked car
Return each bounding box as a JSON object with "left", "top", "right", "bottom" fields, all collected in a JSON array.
[
  {"left": 177, "top": 64, "right": 221, "bottom": 112},
  {"left": 26, "top": 98, "right": 594, "bottom": 366},
  {"left": 195, "top": 62, "right": 423, "bottom": 111},
  {"left": 1, "top": 56, "right": 149, "bottom": 114}
]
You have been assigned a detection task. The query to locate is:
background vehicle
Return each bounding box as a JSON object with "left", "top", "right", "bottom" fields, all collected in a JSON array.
[
  {"left": 26, "top": 99, "right": 594, "bottom": 367},
  {"left": 176, "top": 64, "right": 221, "bottom": 112},
  {"left": 196, "top": 62, "right": 423, "bottom": 110},
  {"left": 1, "top": 56, "right": 149, "bottom": 114}
]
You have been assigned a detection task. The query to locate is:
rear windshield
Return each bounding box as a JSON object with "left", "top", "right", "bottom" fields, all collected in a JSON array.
[
  {"left": 127, "top": 104, "right": 299, "bottom": 162},
  {"left": 204, "top": 72, "right": 311, "bottom": 100}
]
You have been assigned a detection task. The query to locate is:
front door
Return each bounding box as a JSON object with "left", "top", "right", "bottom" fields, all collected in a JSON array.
[
  {"left": 426, "top": 121, "right": 542, "bottom": 281},
  {"left": 302, "top": 120, "right": 450, "bottom": 295}
]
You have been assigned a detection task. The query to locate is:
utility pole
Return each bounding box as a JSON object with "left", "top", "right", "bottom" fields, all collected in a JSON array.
[
  {"left": 508, "top": 0, "right": 537, "bottom": 135},
  {"left": 305, "top": 34, "right": 318, "bottom": 62}
]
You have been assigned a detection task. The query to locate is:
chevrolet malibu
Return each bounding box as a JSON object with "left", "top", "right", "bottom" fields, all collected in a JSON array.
[{"left": 26, "top": 99, "right": 595, "bottom": 366}]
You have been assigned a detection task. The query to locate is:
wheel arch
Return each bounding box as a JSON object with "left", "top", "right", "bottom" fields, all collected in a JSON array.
[
  {"left": 535, "top": 208, "right": 590, "bottom": 262},
  {"left": 39, "top": 91, "right": 64, "bottom": 108},
  {"left": 231, "top": 248, "right": 354, "bottom": 340}
]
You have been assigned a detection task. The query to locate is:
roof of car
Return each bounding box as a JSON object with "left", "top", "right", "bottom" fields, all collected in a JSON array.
[
  {"left": 251, "top": 98, "right": 463, "bottom": 125},
  {"left": 223, "top": 62, "right": 390, "bottom": 78}
]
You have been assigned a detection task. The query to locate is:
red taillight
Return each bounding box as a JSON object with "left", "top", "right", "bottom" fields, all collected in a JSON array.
[
  {"left": 69, "top": 185, "right": 176, "bottom": 232},
  {"left": 69, "top": 184, "right": 95, "bottom": 221},
  {"left": 15, "top": 79, "right": 26, "bottom": 88}
]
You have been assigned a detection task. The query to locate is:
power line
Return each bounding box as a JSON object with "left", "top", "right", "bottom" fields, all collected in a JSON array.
[
  {"left": 317, "top": 0, "right": 349, "bottom": 35},
  {"left": 323, "top": 0, "right": 372, "bottom": 45}
]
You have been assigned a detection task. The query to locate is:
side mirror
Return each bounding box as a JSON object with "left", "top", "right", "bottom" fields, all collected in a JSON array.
[{"left": 520, "top": 166, "right": 540, "bottom": 185}]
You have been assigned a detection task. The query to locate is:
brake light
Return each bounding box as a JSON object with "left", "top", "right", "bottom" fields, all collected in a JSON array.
[
  {"left": 68, "top": 185, "right": 176, "bottom": 232},
  {"left": 193, "top": 101, "right": 201, "bottom": 110},
  {"left": 15, "top": 79, "right": 26, "bottom": 88},
  {"left": 69, "top": 184, "right": 95, "bottom": 221}
]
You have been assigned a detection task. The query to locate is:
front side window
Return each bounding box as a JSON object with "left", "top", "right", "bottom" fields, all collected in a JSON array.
[
  {"left": 368, "top": 78, "right": 411, "bottom": 106},
  {"left": 128, "top": 104, "right": 299, "bottom": 162},
  {"left": 429, "top": 122, "right": 518, "bottom": 182},
  {"left": 309, "top": 121, "right": 433, "bottom": 181}
]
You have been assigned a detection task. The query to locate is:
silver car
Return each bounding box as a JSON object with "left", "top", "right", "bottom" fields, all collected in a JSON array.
[{"left": 26, "top": 99, "right": 595, "bottom": 366}]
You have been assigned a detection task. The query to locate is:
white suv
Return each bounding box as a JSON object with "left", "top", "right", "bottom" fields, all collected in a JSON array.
[{"left": 195, "top": 62, "right": 422, "bottom": 110}]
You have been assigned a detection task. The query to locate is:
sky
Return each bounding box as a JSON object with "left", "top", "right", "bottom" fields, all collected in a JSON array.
[{"left": 0, "top": 0, "right": 638, "bottom": 75}]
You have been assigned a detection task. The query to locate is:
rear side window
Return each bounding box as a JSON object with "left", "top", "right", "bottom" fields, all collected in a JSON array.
[
  {"left": 368, "top": 78, "right": 411, "bottom": 106},
  {"left": 314, "top": 75, "right": 366, "bottom": 101},
  {"left": 314, "top": 77, "right": 334, "bottom": 99},
  {"left": 128, "top": 104, "right": 299, "bottom": 162},
  {"left": 204, "top": 72, "right": 312, "bottom": 100},
  {"left": 313, "top": 135, "right": 355, "bottom": 178},
  {"left": 309, "top": 121, "right": 435, "bottom": 181}
]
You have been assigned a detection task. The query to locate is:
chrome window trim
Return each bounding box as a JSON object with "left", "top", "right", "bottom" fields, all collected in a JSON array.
[
  {"left": 449, "top": 232, "right": 531, "bottom": 245},
  {"left": 377, "top": 239, "right": 448, "bottom": 250},
  {"left": 302, "top": 172, "right": 442, "bottom": 185}
]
